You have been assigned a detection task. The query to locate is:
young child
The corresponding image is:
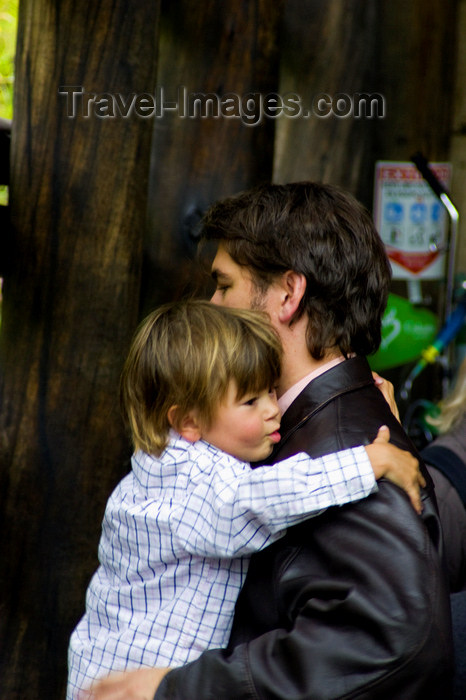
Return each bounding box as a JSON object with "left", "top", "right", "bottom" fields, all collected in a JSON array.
[{"left": 67, "top": 299, "right": 420, "bottom": 699}]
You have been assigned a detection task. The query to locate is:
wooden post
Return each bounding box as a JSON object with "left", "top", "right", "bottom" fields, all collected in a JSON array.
[
  {"left": 142, "top": 0, "right": 284, "bottom": 313},
  {"left": 273, "top": 0, "right": 457, "bottom": 209},
  {"left": 450, "top": 0, "right": 466, "bottom": 273},
  {"left": 0, "top": 2, "right": 160, "bottom": 698},
  {"left": 374, "top": 0, "right": 457, "bottom": 164},
  {"left": 273, "top": 0, "right": 380, "bottom": 205}
]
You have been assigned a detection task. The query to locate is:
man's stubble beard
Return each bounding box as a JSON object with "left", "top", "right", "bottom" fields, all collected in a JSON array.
[{"left": 250, "top": 282, "right": 268, "bottom": 313}]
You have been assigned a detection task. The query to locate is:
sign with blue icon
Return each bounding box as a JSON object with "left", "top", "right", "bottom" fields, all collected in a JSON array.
[{"left": 373, "top": 161, "right": 451, "bottom": 279}]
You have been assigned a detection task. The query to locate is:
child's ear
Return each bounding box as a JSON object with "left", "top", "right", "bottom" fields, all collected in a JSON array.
[{"left": 167, "top": 405, "right": 202, "bottom": 443}]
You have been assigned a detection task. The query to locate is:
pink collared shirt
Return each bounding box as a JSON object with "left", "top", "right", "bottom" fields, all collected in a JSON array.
[{"left": 278, "top": 356, "right": 348, "bottom": 415}]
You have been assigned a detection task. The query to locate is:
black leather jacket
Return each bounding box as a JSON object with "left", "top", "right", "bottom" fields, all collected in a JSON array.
[{"left": 156, "top": 357, "right": 454, "bottom": 699}]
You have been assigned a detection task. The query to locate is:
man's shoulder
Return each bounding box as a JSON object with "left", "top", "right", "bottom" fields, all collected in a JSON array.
[
  {"left": 272, "top": 356, "right": 402, "bottom": 462},
  {"left": 280, "top": 357, "right": 374, "bottom": 426}
]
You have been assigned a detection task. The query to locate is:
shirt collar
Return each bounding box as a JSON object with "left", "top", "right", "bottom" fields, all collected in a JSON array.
[{"left": 278, "top": 356, "right": 348, "bottom": 415}]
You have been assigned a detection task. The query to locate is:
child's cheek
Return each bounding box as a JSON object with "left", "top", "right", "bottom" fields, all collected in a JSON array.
[{"left": 241, "top": 418, "right": 264, "bottom": 445}]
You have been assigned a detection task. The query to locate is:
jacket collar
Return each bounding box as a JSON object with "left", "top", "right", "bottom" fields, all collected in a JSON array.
[{"left": 277, "top": 355, "right": 374, "bottom": 452}]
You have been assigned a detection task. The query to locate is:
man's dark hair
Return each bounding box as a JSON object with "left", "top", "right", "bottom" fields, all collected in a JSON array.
[{"left": 201, "top": 181, "right": 391, "bottom": 360}]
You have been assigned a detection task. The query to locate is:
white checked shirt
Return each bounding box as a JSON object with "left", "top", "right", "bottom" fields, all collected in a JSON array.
[{"left": 67, "top": 433, "right": 376, "bottom": 698}]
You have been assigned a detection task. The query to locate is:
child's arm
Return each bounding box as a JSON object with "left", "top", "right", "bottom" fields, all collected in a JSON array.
[{"left": 167, "top": 427, "right": 422, "bottom": 558}]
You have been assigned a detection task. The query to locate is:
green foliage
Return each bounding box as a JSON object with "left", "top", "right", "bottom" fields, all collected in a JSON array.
[
  {"left": 0, "top": 1, "right": 16, "bottom": 207},
  {"left": 0, "top": 0, "right": 18, "bottom": 120}
]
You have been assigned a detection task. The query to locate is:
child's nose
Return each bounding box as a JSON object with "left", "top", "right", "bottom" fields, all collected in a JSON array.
[{"left": 265, "top": 394, "right": 280, "bottom": 419}]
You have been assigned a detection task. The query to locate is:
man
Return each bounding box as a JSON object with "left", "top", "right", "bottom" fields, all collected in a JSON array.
[{"left": 92, "top": 182, "right": 454, "bottom": 699}]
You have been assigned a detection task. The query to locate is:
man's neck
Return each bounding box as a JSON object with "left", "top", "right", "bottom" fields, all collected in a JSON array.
[
  {"left": 278, "top": 348, "right": 343, "bottom": 397},
  {"left": 277, "top": 355, "right": 348, "bottom": 415},
  {"left": 272, "top": 309, "right": 343, "bottom": 397}
]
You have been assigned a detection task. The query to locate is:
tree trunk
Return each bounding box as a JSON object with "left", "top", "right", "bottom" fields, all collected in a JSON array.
[
  {"left": 0, "top": 2, "right": 160, "bottom": 698},
  {"left": 142, "top": 0, "right": 284, "bottom": 313},
  {"left": 374, "top": 0, "right": 457, "bottom": 163},
  {"left": 273, "top": 0, "right": 457, "bottom": 209},
  {"left": 273, "top": 0, "right": 380, "bottom": 206}
]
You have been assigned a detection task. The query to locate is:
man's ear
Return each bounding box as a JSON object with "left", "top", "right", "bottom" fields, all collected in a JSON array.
[
  {"left": 278, "top": 271, "right": 307, "bottom": 323},
  {"left": 167, "top": 405, "right": 202, "bottom": 443}
]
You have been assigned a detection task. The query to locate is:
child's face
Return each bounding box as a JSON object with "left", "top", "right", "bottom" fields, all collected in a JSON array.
[{"left": 201, "top": 381, "right": 281, "bottom": 463}]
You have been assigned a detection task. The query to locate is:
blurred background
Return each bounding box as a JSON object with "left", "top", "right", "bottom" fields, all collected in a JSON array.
[{"left": 0, "top": 1, "right": 465, "bottom": 698}]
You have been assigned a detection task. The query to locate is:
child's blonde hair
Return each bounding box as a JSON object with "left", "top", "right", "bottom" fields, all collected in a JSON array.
[{"left": 120, "top": 299, "right": 283, "bottom": 456}]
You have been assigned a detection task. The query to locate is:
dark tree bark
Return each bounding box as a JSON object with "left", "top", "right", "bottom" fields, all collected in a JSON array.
[
  {"left": 142, "top": 0, "right": 284, "bottom": 313},
  {"left": 273, "top": 0, "right": 380, "bottom": 205},
  {"left": 374, "top": 0, "right": 457, "bottom": 163},
  {"left": 273, "top": 0, "right": 457, "bottom": 209},
  {"left": 0, "top": 2, "right": 160, "bottom": 698}
]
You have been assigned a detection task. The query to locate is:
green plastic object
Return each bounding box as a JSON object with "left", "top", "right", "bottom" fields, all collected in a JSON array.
[{"left": 369, "top": 293, "right": 438, "bottom": 371}]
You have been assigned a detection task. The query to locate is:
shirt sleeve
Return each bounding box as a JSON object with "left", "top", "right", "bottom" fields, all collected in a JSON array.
[{"left": 168, "top": 446, "right": 376, "bottom": 557}]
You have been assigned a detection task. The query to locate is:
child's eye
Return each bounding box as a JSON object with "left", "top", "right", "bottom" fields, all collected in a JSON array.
[
  {"left": 216, "top": 284, "right": 230, "bottom": 294},
  {"left": 243, "top": 397, "right": 257, "bottom": 406}
]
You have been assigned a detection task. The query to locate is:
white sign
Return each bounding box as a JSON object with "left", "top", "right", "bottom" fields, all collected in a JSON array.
[{"left": 373, "top": 161, "right": 452, "bottom": 279}]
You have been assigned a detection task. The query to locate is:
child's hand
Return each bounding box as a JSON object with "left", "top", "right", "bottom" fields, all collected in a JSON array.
[
  {"left": 86, "top": 667, "right": 171, "bottom": 700},
  {"left": 365, "top": 426, "right": 425, "bottom": 514}
]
